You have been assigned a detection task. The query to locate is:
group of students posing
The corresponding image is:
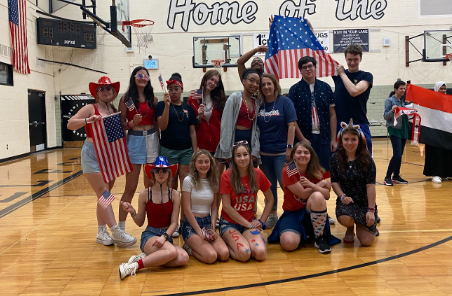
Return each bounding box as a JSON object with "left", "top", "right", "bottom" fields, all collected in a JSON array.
[{"left": 68, "top": 44, "right": 379, "bottom": 280}]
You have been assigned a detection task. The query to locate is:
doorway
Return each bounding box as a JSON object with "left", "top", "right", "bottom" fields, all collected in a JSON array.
[{"left": 28, "top": 90, "right": 47, "bottom": 152}]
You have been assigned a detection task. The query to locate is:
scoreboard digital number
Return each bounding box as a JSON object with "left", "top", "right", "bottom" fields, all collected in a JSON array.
[{"left": 37, "top": 18, "right": 96, "bottom": 49}]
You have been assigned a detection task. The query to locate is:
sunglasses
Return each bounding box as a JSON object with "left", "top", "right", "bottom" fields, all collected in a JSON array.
[
  {"left": 233, "top": 140, "right": 249, "bottom": 147},
  {"left": 135, "top": 73, "right": 150, "bottom": 81},
  {"left": 153, "top": 168, "right": 169, "bottom": 174},
  {"left": 97, "top": 86, "right": 113, "bottom": 92}
]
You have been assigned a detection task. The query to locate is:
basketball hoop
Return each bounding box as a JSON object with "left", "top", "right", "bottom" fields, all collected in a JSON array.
[
  {"left": 123, "top": 19, "right": 154, "bottom": 52},
  {"left": 211, "top": 59, "right": 224, "bottom": 69}
]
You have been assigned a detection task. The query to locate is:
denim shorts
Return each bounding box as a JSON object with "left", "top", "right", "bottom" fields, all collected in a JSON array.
[
  {"left": 181, "top": 215, "right": 213, "bottom": 241},
  {"left": 140, "top": 225, "right": 173, "bottom": 252},
  {"left": 81, "top": 141, "right": 100, "bottom": 174},
  {"left": 219, "top": 216, "right": 248, "bottom": 236},
  {"left": 127, "top": 129, "right": 159, "bottom": 164},
  {"left": 160, "top": 146, "right": 192, "bottom": 166}
]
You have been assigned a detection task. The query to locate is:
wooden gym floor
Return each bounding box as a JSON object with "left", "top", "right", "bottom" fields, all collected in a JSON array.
[{"left": 1, "top": 138, "right": 452, "bottom": 296}]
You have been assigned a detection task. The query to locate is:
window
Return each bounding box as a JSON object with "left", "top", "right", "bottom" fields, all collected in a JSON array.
[
  {"left": 0, "top": 62, "right": 13, "bottom": 86},
  {"left": 420, "top": 0, "right": 452, "bottom": 16}
]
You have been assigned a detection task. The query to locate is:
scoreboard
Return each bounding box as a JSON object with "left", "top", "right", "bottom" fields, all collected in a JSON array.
[{"left": 37, "top": 18, "right": 96, "bottom": 49}]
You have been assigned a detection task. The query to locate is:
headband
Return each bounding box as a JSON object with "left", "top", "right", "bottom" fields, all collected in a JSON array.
[{"left": 166, "top": 79, "right": 183, "bottom": 88}]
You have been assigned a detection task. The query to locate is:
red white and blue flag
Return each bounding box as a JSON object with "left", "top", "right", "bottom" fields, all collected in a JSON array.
[
  {"left": 286, "top": 162, "right": 299, "bottom": 178},
  {"left": 264, "top": 15, "right": 338, "bottom": 80},
  {"left": 98, "top": 190, "right": 115, "bottom": 209},
  {"left": 158, "top": 74, "right": 165, "bottom": 91},
  {"left": 125, "top": 98, "right": 136, "bottom": 112},
  {"left": 91, "top": 112, "right": 132, "bottom": 183},
  {"left": 8, "top": 0, "right": 30, "bottom": 74},
  {"left": 406, "top": 84, "right": 452, "bottom": 150}
]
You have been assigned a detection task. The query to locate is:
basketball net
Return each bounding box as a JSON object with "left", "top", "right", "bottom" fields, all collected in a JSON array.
[
  {"left": 123, "top": 19, "right": 154, "bottom": 53},
  {"left": 211, "top": 59, "right": 224, "bottom": 72}
]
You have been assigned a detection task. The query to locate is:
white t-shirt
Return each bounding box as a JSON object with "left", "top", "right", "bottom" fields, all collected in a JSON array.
[{"left": 182, "top": 175, "right": 214, "bottom": 214}]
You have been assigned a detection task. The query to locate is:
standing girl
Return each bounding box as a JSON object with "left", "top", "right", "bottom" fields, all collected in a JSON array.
[
  {"left": 118, "top": 66, "right": 159, "bottom": 233},
  {"left": 215, "top": 68, "right": 261, "bottom": 164},
  {"left": 118, "top": 156, "right": 189, "bottom": 279},
  {"left": 67, "top": 76, "right": 136, "bottom": 247},
  {"left": 383, "top": 80, "right": 409, "bottom": 186},
  {"left": 219, "top": 142, "right": 274, "bottom": 262},
  {"left": 181, "top": 150, "right": 229, "bottom": 263}
]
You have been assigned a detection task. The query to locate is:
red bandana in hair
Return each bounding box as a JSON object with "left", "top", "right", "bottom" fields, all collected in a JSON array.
[{"left": 166, "top": 79, "right": 183, "bottom": 88}]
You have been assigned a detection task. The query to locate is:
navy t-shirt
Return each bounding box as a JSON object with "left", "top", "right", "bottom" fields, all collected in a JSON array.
[
  {"left": 257, "top": 96, "right": 297, "bottom": 154},
  {"left": 155, "top": 101, "right": 197, "bottom": 150},
  {"left": 332, "top": 70, "right": 373, "bottom": 125}
]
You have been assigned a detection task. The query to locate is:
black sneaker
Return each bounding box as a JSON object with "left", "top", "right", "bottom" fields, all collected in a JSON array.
[
  {"left": 383, "top": 177, "right": 393, "bottom": 186},
  {"left": 392, "top": 176, "right": 408, "bottom": 184},
  {"left": 314, "top": 236, "right": 331, "bottom": 254}
]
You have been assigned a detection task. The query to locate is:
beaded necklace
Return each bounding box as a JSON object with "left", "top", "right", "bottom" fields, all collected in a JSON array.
[
  {"left": 239, "top": 92, "right": 256, "bottom": 121},
  {"left": 262, "top": 99, "right": 276, "bottom": 123}
]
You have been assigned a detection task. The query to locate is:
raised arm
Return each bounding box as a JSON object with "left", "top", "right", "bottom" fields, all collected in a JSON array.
[
  {"left": 336, "top": 65, "right": 370, "bottom": 97},
  {"left": 237, "top": 45, "right": 268, "bottom": 78}
]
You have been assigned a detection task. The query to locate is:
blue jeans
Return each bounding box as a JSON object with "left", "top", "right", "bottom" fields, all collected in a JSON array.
[
  {"left": 386, "top": 135, "right": 406, "bottom": 178},
  {"left": 259, "top": 154, "right": 286, "bottom": 211},
  {"left": 310, "top": 134, "right": 331, "bottom": 171},
  {"left": 360, "top": 123, "right": 373, "bottom": 154}
]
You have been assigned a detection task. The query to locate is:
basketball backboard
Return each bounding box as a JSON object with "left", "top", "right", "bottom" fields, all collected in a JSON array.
[
  {"left": 110, "top": 0, "right": 132, "bottom": 47},
  {"left": 192, "top": 36, "right": 241, "bottom": 69},
  {"left": 424, "top": 30, "right": 452, "bottom": 62}
]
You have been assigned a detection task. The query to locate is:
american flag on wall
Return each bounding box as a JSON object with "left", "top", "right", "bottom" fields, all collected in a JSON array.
[
  {"left": 264, "top": 15, "right": 338, "bottom": 80},
  {"left": 8, "top": 0, "right": 30, "bottom": 74},
  {"left": 91, "top": 112, "right": 132, "bottom": 183}
]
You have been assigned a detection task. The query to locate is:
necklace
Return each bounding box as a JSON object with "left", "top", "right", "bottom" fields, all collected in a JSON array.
[
  {"left": 240, "top": 93, "right": 256, "bottom": 121},
  {"left": 262, "top": 99, "right": 276, "bottom": 123},
  {"left": 171, "top": 102, "right": 186, "bottom": 122},
  {"left": 137, "top": 99, "right": 150, "bottom": 118},
  {"left": 348, "top": 160, "right": 353, "bottom": 169},
  {"left": 203, "top": 95, "right": 213, "bottom": 113},
  {"left": 98, "top": 101, "right": 111, "bottom": 115}
]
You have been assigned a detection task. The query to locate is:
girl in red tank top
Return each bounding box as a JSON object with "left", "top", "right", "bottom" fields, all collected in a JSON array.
[
  {"left": 67, "top": 76, "right": 137, "bottom": 248},
  {"left": 118, "top": 66, "right": 160, "bottom": 234},
  {"left": 118, "top": 156, "right": 188, "bottom": 280}
]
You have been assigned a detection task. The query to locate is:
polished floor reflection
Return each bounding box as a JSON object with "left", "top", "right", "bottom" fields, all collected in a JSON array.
[{"left": 1, "top": 139, "right": 451, "bottom": 296}]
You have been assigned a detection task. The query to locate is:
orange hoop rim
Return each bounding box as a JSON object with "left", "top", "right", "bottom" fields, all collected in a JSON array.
[
  {"left": 123, "top": 19, "right": 155, "bottom": 28},
  {"left": 446, "top": 53, "right": 452, "bottom": 61},
  {"left": 211, "top": 59, "right": 224, "bottom": 67}
]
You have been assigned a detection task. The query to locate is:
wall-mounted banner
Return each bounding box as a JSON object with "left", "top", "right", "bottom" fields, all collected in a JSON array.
[
  {"left": 333, "top": 29, "right": 369, "bottom": 53},
  {"left": 316, "top": 31, "right": 330, "bottom": 53},
  {"left": 167, "top": 0, "right": 388, "bottom": 31}
]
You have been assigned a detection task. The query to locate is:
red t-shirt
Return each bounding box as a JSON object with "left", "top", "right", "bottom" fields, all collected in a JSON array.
[
  {"left": 220, "top": 168, "right": 271, "bottom": 223},
  {"left": 281, "top": 163, "right": 327, "bottom": 212}
]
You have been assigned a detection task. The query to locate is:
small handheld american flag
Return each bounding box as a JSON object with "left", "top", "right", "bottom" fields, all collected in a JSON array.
[
  {"left": 158, "top": 74, "right": 166, "bottom": 92},
  {"left": 125, "top": 98, "right": 136, "bottom": 112},
  {"left": 98, "top": 190, "right": 115, "bottom": 209}
]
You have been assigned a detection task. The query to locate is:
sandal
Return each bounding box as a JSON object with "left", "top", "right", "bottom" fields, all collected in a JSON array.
[{"left": 343, "top": 232, "right": 355, "bottom": 244}]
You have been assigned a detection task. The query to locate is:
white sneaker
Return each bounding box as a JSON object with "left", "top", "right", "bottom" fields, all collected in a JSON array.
[
  {"left": 265, "top": 214, "right": 278, "bottom": 229},
  {"left": 432, "top": 176, "right": 442, "bottom": 184},
  {"left": 172, "top": 225, "right": 180, "bottom": 238},
  {"left": 128, "top": 252, "right": 147, "bottom": 264},
  {"left": 96, "top": 229, "right": 114, "bottom": 246},
  {"left": 111, "top": 227, "right": 137, "bottom": 247},
  {"left": 119, "top": 262, "right": 138, "bottom": 280},
  {"left": 328, "top": 216, "right": 336, "bottom": 225}
]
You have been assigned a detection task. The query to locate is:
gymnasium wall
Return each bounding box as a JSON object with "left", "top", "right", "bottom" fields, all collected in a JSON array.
[{"left": 0, "top": 0, "right": 451, "bottom": 159}]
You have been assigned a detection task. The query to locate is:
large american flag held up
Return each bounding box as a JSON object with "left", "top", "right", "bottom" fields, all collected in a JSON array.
[
  {"left": 265, "top": 15, "right": 338, "bottom": 80},
  {"left": 8, "top": 0, "right": 30, "bottom": 74},
  {"left": 91, "top": 112, "right": 132, "bottom": 183},
  {"left": 98, "top": 190, "right": 115, "bottom": 209}
]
